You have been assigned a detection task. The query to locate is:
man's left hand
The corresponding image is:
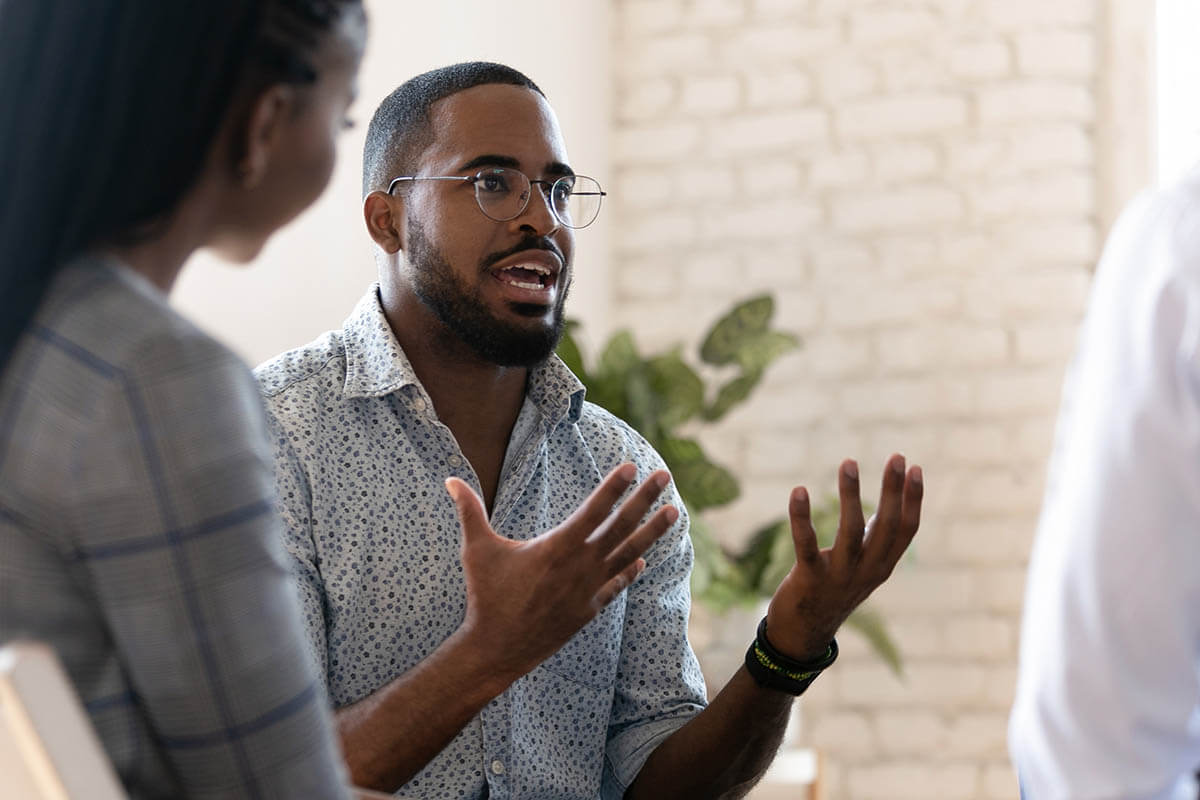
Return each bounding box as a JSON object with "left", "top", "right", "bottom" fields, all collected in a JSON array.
[{"left": 764, "top": 453, "right": 923, "bottom": 661}]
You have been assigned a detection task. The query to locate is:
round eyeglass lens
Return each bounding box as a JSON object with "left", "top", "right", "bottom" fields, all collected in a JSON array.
[
  {"left": 473, "top": 168, "right": 527, "bottom": 221},
  {"left": 554, "top": 175, "right": 603, "bottom": 229}
]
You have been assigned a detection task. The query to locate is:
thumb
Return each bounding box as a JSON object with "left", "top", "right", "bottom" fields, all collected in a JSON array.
[{"left": 445, "top": 477, "right": 491, "bottom": 547}]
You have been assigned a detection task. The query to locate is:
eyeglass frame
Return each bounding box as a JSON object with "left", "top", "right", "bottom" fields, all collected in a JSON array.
[{"left": 386, "top": 168, "right": 607, "bottom": 229}]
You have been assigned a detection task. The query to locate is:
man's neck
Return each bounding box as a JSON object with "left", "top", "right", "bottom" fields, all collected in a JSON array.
[
  {"left": 407, "top": 343, "right": 528, "bottom": 444},
  {"left": 382, "top": 293, "right": 528, "bottom": 511}
]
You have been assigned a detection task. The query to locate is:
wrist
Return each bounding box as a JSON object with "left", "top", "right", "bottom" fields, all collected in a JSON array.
[
  {"left": 438, "top": 625, "right": 524, "bottom": 699},
  {"left": 764, "top": 608, "right": 834, "bottom": 662},
  {"left": 744, "top": 616, "right": 838, "bottom": 696}
]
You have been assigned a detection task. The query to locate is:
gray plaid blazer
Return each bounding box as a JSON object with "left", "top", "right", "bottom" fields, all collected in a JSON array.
[{"left": 0, "top": 256, "right": 349, "bottom": 799}]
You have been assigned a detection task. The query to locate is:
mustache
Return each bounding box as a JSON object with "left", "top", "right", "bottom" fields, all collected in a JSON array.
[{"left": 481, "top": 236, "right": 565, "bottom": 271}]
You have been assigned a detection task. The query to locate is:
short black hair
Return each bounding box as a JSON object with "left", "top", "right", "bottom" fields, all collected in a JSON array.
[{"left": 361, "top": 61, "right": 544, "bottom": 196}]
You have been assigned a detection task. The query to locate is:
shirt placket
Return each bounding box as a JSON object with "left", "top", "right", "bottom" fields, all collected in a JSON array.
[
  {"left": 408, "top": 389, "right": 484, "bottom": 496},
  {"left": 480, "top": 692, "right": 513, "bottom": 800},
  {"left": 408, "top": 388, "right": 537, "bottom": 799},
  {"left": 489, "top": 416, "right": 552, "bottom": 533},
  {"left": 480, "top": 414, "right": 552, "bottom": 799}
]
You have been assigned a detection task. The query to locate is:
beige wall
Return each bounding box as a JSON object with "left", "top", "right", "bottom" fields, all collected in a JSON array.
[{"left": 610, "top": 0, "right": 1150, "bottom": 798}]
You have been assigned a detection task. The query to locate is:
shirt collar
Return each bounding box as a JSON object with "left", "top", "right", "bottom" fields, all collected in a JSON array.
[
  {"left": 527, "top": 345, "right": 587, "bottom": 426},
  {"left": 341, "top": 284, "right": 587, "bottom": 424},
  {"left": 341, "top": 284, "right": 420, "bottom": 399}
]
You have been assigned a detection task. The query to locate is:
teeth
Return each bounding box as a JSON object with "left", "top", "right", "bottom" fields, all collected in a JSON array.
[
  {"left": 511, "top": 280, "right": 544, "bottom": 290},
  {"left": 503, "top": 263, "right": 552, "bottom": 276}
]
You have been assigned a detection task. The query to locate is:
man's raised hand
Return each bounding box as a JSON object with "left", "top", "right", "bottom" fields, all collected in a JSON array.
[
  {"left": 764, "top": 453, "right": 923, "bottom": 661},
  {"left": 445, "top": 463, "right": 678, "bottom": 683}
]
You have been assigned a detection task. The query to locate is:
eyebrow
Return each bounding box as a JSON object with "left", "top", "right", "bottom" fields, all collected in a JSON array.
[{"left": 457, "top": 154, "right": 575, "bottom": 178}]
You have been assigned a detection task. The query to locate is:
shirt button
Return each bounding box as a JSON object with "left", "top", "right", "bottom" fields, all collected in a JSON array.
[
  {"left": 490, "top": 759, "right": 505, "bottom": 775},
  {"left": 448, "top": 454, "right": 463, "bottom": 467},
  {"left": 412, "top": 397, "right": 427, "bottom": 412}
]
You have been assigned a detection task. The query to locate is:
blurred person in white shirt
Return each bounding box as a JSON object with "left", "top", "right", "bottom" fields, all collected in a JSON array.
[{"left": 1009, "top": 169, "right": 1200, "bottom": 800}]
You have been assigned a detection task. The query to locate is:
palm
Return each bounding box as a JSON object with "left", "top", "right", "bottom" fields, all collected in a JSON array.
[
  {"left": 444, "top": 464, "right": 680, "bottom": 678},
  {"left": 765, "top": 454, "right": 923, "bottom": 661}
]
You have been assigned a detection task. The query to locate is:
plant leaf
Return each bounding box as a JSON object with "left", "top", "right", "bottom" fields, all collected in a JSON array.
[
  {"left": 760, "top": 518, "right": 799, "bottom": 592},
  {"left": 597, "top": 330, "right": 639, "bottom": 379},
  {"left": 585, "top": 331, "right": 640, "bottom": 417},
  {"left": 700, "top": 295, "right": 774, "bottom": 366},
  {"left": 673, "top": 460, "right": 740, "bottom": 511},
  {"left": 656, "top": 440, "right": 740, "bottom": 511},
  {"left": 703, "top": 370, "right": 763, "bottom": 421},
  {"left": 623, "top": 366, "right": 658, "bottom": 441},
  {"left": 694, "top": 577, "right": 750, "bottom": 612},
  {"left": 646, "top": 353, "right": 705, "bottom": 428},
  {"left": 657, "top": 435, "right": 705, "bottom": 466},
  {"left": 688, "top": 519, "right": 721, "bottom": 597},
  {"left": 734, "top": 517, "right": 791, "bottom": 590},
  {"left": 690, "top": 519, "right": 754, "bottom": 610},
  {"left": 585, "top": 372, "right": 626, "bottom": 419},
  {"left": 844, "top": 607, "right": 904, "bottom": 678},
  {"left": 734, "top": 330, "right": 800, "bottom": 373}
]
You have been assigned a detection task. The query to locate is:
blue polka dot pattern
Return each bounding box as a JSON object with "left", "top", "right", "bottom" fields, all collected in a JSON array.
[{"left": 255, "top": 286, "right": 707, "bottom": 800}]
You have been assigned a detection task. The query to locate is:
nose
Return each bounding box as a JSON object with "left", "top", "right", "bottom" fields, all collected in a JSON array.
[{"left": 510, "top": 181, "right": 561, "bottom": 237}]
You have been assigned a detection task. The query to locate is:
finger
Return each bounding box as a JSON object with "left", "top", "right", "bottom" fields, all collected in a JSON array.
[
  {"left": 588, "top": 470, "right": 671, "bottom": 553},
  {"left": 788, "top": 486, "right": 820, "bottom": 564},
  {"left": 603, "top": 505, "right": 679, "bottom": 578},
  {"left": 830, "top": 459, "right": 865, "bottom": 571},
  {"left": 863, "top": 454, "right": 906, "bottom": 563},
  {"left": 445, "top": 477, "right": 492, "bottom": 549},
  {"left": 557, "top": 463, "right": 639, "bottom": 540},
  {"left": 885, "top": 465, "right": 924, "bottom": 565},
  {"left": 591, "top": 558, "right": 647, "bottom": 611}
]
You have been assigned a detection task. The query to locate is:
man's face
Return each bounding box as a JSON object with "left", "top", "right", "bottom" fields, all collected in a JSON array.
[{"left": 397, "top": 84, "right": 576, "bottom": 367}]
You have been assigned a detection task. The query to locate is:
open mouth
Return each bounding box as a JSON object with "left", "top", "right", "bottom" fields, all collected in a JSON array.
[
  {"left": 492, "top": 262, "right": 555, "bottom": 291},
  {"left": 487, "top": 244, "right": 564, "bottom": 307}
]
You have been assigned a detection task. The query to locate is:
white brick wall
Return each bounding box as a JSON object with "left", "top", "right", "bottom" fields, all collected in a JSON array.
[
  {"left": 611, "top": 1, "right": 1102, "bottom": 797},
  {"left": 837, "top": 94, "right": 969, "bottom": 138}
]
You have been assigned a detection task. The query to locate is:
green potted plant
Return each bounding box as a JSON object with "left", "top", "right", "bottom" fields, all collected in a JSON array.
[{"left": 557, "top": 295, "right": 902, "bottom": 676}]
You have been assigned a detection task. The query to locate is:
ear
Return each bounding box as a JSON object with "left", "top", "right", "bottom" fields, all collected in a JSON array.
[
  {"left": 236, "top": 84, "right": 295, "bottom": 189},
  {"left": 364, "top": 190, "right": 405, "bottom": 253}
]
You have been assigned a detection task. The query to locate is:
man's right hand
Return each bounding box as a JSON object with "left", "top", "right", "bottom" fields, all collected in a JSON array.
[{"left": 444, "top": 463, "right": 677, "bottom": 684}]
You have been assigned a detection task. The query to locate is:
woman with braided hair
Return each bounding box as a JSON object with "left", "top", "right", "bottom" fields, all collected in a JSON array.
[{"left": 0, "top": 2, "right": 365, "bottom": 796}]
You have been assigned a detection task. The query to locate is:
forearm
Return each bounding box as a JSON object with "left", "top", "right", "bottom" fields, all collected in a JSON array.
[
  {"left": 627, "top": 667, "right": 793, "bottom": 800},
  {"left": 336, "top": 628, "right": 519, "bottom": 791}
]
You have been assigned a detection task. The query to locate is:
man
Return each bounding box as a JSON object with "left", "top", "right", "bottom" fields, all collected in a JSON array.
[
  {"left": 1009, "top": 170, "right": 1200, "bottom": 798},
  {"left": 256, "top": 61, "right": 924, "bottom": 799}
]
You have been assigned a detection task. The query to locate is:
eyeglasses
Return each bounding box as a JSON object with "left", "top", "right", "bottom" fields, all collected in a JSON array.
[{"left": 387, "top": 167, "right": 606, "bottom": 229}]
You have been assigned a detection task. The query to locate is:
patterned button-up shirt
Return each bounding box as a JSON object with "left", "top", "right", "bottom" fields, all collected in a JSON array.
[
  {"left": 0, "top": 257, "right": 350, "bottom": 799},
  {"left": 255, "top": 285, "right": 707, "bottom": 800}
]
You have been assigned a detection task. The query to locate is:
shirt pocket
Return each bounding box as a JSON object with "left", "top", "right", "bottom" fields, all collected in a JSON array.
[{"left": 537, "top": 596, "right": 625, "bottom": 690}]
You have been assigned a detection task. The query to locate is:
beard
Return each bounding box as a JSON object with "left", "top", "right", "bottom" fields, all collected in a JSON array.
[{"left": 405, "top": 217, "right": 570, "bottom": 368}]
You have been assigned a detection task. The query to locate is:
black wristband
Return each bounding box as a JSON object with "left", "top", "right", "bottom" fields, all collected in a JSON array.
[{"left": 744, "top": 616, "right": 838, "bottom": 696}]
